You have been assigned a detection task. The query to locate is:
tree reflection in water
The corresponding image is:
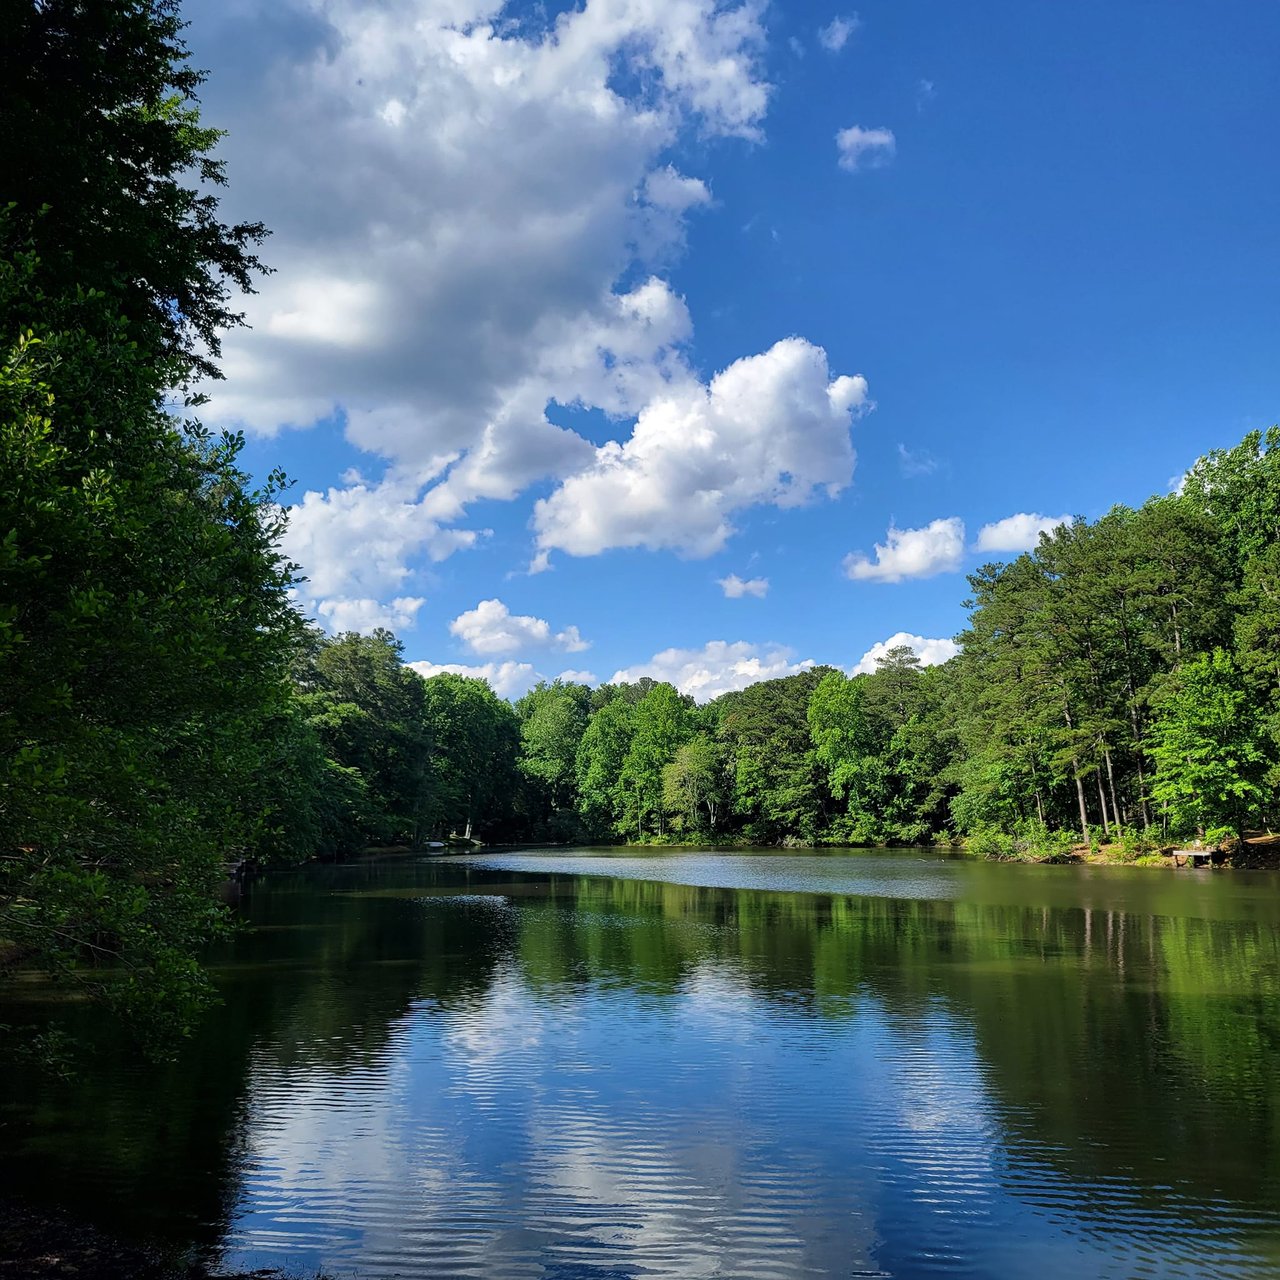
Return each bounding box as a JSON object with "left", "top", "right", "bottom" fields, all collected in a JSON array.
[{"left": 1, "top": 852, "right": 1278, "bottom": 1279}]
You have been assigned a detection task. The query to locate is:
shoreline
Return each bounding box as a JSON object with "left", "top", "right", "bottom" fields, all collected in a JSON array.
[
  {"left": 0, "top": 1197, "right": 328, "bottom": 1280},
  {"left": 586, "top": 834, "right": 1280, "bottom": 870}
]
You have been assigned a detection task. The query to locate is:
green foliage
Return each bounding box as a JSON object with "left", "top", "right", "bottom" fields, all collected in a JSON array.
[
  {"left": 619, "top": 683, "right": 694, "bottom": 838},
  {"left": 252, "top": 481, "right": 1277, "bottom": 870},
  {"left": 574, "top": 696, "right": 637, "bottom": 838},
  {"left": 1148, "top": 650, "right": 1269, "bottom": 839},
  {"left": 1181, "top": 426, "right": 1280, "bottom": 571},
  {"left": 807, "top": 656, "right": 954, "bottom": 845},
  {"left": 0, "top": 3, "right": 299, "bottom": 1053},
  {"left": 0, "top": 0, "right": 269, "bottom": 385},
  {"left": 717, "top": 669, "right": 835, "bottom": 844},
  {"left": 966, "top": 827, "right": 1019, "bottom": 859},
  {"left": 0, "top": 245, "right": 301, "bottom": 1045},
  {"left": 479, "top": 457, "right": 1280, "bottom": 855},
  {"left": 516, "top": 681, "right": 592, "bottom": 836},
  {"left": 662, "top": 733, "right": 730, "bottom": 834},
  {"left": 302, "top": 630, "right": 433, "bottom": 845},
  {"left": 808, "top": 671, "right": 869, "bottom": 802},
  {"left": 967, "top": 822, "right": 1077, "bottom": 863},
  {"left": 949, "top": 485, "right": 1268, "bottom": 844},
  {"left": 419, "top": 672, "right": 521, "bottom": 841},
  {"left": 1116, "top": 825, "right": 1159, "bottom": 861}
]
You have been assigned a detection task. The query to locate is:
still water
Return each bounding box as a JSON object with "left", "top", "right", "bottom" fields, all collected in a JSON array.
[{"left": 4, "top": 848, "right": 1280, "bottom": 1279}]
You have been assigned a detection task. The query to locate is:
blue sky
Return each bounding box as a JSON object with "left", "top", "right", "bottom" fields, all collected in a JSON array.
[{"left": 189, "top": 0, "right": 1280, "bottom": 699}]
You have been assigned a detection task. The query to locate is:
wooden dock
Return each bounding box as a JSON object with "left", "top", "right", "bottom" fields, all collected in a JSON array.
[{"left": 1170, "top": 847, "right": 1215, "bottom": 868}]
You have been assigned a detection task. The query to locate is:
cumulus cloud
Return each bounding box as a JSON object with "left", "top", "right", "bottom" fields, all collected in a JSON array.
[
  {"left": 844, "top": 517, "right": 966, "bottom": 582},
  {"left": 612, "top": 641, "right": 814, "bottom": 701},
  {"left": 973, "top": 512, "right": 1072, "bottom": 554},
  {"left": 818, "top": 15, "right": 860, "bottom": 53},
  {"left": 187, "top": 0, "right": 793, "bottom": 622},
  {"left": 718, "top": 574, "right": 769, "bottom": 598},
  {"left": 406, "top": 660, "right": 539, "bottom": 701},
  {"left": 313, "top": 596, "right": 427, "bottom": 635},
  {"left": 852, "top": 632, "right": 959, "bottom": 675},
  {"left": 283, "top": 478, "right": 480, "bottom": 622},
  {"left": 836, "top": 124, "right": 896, "bottom": 171},
  {"left": 533, "top": 338, "right": 868, "bottom": 561},
  {"left": 449, "top": 598, "right": 589, "bottom": 656},
  {"left": 555, "top": 669, "right": 599, "bottom": 686}
]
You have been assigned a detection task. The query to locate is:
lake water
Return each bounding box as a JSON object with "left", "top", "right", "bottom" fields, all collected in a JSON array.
[{"left": 3, "top": 848, "right": 1280, "bottom": 1279}]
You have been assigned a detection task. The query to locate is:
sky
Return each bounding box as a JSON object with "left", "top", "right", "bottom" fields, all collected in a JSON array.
[{"left": 185, "top": 0, "right": 1280, "bottom": 701}]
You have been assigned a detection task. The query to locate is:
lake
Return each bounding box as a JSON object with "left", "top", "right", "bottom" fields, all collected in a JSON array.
[{"left": 3, "top": 848, "right": 1280, "bottom": 1279}]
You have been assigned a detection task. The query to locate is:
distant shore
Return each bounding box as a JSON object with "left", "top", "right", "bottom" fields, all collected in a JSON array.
[
  {"left": 324, "top": 834, "right": 1280, "bottom": 872},
  {"left": 600, "top": 834, "right": 1280, "bottom": 869}
]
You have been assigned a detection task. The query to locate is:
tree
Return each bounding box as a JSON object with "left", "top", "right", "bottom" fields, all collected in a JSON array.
[
  {"left": 575, "top": 697, "right": 637, "bottom": 839},
  {"left": 0, "top": 250, "right": 300, "bottom": 1045},
  {"left": 515, "top": 681, "right": 592, "bottom": 835},
  {"left": 807, "top": 655, "right": 958, "bottom": 845},
  {"left": 619, "top": 683, "right": 693, "bottom": 838},
  {"left": 1233, "top": 544, "right": 1280, "bottom": 807},
  {"left": 420, "top": 673, "right": 520, "bottom": 841},
  {"left": 662, "top": 734, "right": 729, "bottom": 834},
  {"left": 0, "top": 0, "right": 269, "bottom": 385},
  {"left": 304, "top": 631, "right": 430, "bottom": 845},
  {"left": 807, "top": 670, "right": 875, "bottom": 838},
  {"left": 1148, "top": 650, "right": 1270, "bottom": 840},
  {"left": 952, "top": 556, "right": 1061, "bottom": 831},
  {"left": 0, "top": 2, "right": 292, "bottom": 1050},
  {"left": 717, "top": 670, "right": 836, "bottom": 844},
  {"left": 1181, "top": 427, "right": 1280, "bottom": 574}
]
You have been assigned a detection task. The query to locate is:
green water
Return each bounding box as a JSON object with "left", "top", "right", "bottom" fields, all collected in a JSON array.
[{"left": 2, "top": 848, "right": 1279, "bottom": 1278}]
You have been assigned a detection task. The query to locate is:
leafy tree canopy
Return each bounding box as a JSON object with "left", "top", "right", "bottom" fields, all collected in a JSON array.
[{"left": 0, "top": 0, "right": 269, "bottom": 385}]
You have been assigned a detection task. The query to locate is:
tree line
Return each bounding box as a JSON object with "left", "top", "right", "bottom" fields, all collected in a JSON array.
[{"left": 301, "top": 440, "right": 1280, "bottom": 859}]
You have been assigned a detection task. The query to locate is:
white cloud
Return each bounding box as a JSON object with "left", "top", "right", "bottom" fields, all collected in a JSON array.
[
  {"left": 717, "top": 574, "right": 769, "bottom": 598},
  {"left": 836, "top": 124, "right": 896, "bottom": 172},
  {"left": 555, "top": 669, "right": 599, "bottom": 686},
  {"left": 612, "top": 640, "right": 814, "bottom": 701},
  {"left": 449, "top": 598, "right": 590, "bottom": 656},
  {"left": 639, "top": 166, "right": 713, "bottom": 258},
  {"left": 897, "top": 443, "right": 938, "bottom": 477},
  {"left": 818, "top": 15, "right": 860, "bottom": 53},
  {"left": 973, "top": 512, "right": 1071, "bottom": 554},
  {"left": 189, "top": 0, "right": 783, "bottom": 620},
  {"left": 844, "top": 517, "right": 966, "bottom": 582},
  {"left": 644, "top": 166, "right": 712, "bottom": 212},
  {"left": 406, "top": 660, "right": 539, "bottom": 701},
  {"left": 533, "top": 338, "right": 868, "bottom": 561},
  {"left": 283, "top": 478, "right": 480, "bottom": 624},
  {"left": 852, "top": 632, "right": 959, "bottom": 676},
  {"left": 916, "top": 78, "right": 936, "bottom": 112},
  {"left": 313, "top": 596, "right": 427, "bottom": 635}
]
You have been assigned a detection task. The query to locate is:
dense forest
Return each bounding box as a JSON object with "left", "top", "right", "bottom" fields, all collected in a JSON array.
[
  {"left": 294, "top": 431, "right": 1280, "bottom": 859},
  {"left": 2, "top": 0, "right": 1278, "bottom": 1048}
]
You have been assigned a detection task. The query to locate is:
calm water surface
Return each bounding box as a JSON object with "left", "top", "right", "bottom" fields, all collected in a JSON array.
[{"left": 3, "top": 848, "right": 1280, "bottom": 1279}]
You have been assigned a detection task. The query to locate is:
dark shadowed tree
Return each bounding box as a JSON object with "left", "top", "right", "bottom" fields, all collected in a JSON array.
[{"left": 0, "top": 0, "right": 269, "bottom": 385}]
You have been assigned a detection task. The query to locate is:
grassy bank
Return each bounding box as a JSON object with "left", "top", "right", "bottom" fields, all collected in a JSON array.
[{"left": 969, "top": 828, "right": 1280, "bottom": 868}]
